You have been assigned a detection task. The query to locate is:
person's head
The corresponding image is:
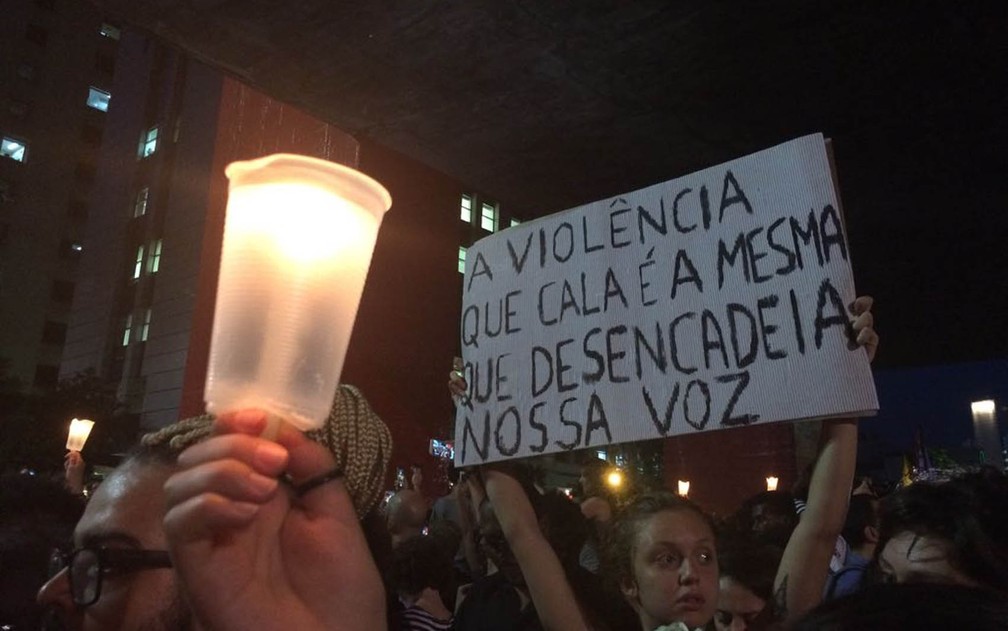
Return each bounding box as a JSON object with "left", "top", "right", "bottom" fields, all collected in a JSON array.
[
  {"left": 410, "top": 463, "right": 423, "bottom": 491},
  {"left": 791, "top": 582, "right": 1008, "bottom": 631},
  {"left": 426, "top": 518, "right": 462, "bottom": 563},
  {"left": 579, "top": 459, "right": 610, "bottom": 499},
  {"left": 841, "top": 494, "right": 879, "bottom": 558},
  {"left": 603, "top": 491, "right": 718, "bottom": 631},
  {"left": 875, "top": 467, "right": 1008, "bottom": 591},
  {"left": 37, "top": 436, "right": 194, "bottom": 631},
  {"left": 714, "top": 537, "right": 781, "bottom": 631},
  {"left": 477, "top": 497, "right": 525, "bottom": 586},
  {"left": 386, "top": 533, "right": 454, "bottom": 601},
  {"left": 737, "top": 491, "right": 797, "bottom": 549},
  {"left": 536, "top": 489, "right": 589, "bottom": 569},
  {"left": 386, "top": 489, "right": 428, "bottom": 546}
]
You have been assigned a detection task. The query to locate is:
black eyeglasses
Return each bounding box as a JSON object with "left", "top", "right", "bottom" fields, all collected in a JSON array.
[{"left": 49, "top": 546, "right": 173, "bottom": 607}]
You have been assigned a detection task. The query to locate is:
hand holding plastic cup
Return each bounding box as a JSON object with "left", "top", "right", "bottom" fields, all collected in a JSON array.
[{"left": 204, "top": 154, "right": 391, "bottom": 431}]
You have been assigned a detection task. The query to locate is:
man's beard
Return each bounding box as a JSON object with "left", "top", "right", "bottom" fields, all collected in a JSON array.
[{"left": 139, "top": 588, "right": 194, "bottom": 631}]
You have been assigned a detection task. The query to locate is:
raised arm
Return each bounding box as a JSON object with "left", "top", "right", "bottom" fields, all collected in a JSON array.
[
  {"left": 481, "top": 467, "right": 592, "bottom": 631},
  {"left": 773, "top": 296, "right": 877, "bottom": 623},
  {"left": 456, "top": 475, "right": 487, "bottom": 579}
]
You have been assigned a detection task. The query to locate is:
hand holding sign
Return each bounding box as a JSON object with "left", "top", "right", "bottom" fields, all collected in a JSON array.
[{"left": 455, "top": 135, "right": 878, "bottom": 465}]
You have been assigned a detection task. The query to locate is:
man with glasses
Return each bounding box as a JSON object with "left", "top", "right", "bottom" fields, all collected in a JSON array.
[
  {"left": 37, "top": 438, "right": 194, "bottom": 630},
  {"left": 39, "top": 408, "right": 386, "bottom": 631}
]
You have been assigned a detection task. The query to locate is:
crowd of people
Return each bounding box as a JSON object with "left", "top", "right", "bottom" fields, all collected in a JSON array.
[{"left": 4, "top": 297, "right": 1008, "bottom": 630}]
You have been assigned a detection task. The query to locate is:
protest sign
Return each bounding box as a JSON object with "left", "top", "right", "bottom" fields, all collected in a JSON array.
[{"left": 454, "top": 134, "right": 878, "bottom": 466}]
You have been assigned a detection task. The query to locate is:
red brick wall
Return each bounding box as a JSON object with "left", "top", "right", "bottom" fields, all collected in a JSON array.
[
  {"left": 663, "top": 422, "right": 797, "bottom": 517},
  {"left": 348, "top": 139, "right": 465, "bottom": 497}
]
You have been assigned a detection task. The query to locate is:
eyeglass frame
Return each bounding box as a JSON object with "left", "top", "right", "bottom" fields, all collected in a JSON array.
[{"left": 49, "top": 545, "right": 173, "bottom": 607}]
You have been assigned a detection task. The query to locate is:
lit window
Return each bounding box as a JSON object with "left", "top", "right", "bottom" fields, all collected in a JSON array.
[
  {"left": 510, "top": 218, "right": 521, "bottom": 228},
  {"left": 460, "top": 194, "right": 473, "bottom": 223},
  {"left": 458, "top": 247, "right": 467, "bottom": 274},
  {"left": 100, "top": 23, "right": 121, "bottom": 40},
  {"left": 86, "top": 87, "right": 111, "bottom": 112},
  {"left": 596, "top": 449, "right": 607, "bottom": 461},
  {"left": 134, "top": 187, "right": 149, "bottom": 217},
  {"left": 1, "top": 137, "right": 28, "bottom": 162},
  {"left": 138, "top": 126, "right": 158, "bottom": 158},
  {"left": 148, "top": 239, "right": 162, "bottom": 273},
  {"left": 121, "top": 313, "right": 132, "bottom": 346},
  {"left": 133, "top": 244, "right": 145, "bottom": 279},
  {"left": 139, "top": 308, "right": 152, "bottom": 342},
  {"left": 480, "top": 202, "right": 496, "bottom": 232}
]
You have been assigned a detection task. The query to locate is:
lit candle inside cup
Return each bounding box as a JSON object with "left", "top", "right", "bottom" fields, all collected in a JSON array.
[
  {"left": 677, "top": 479, "right": 690, "bottom": 497},
  {"left": 205, "top": 154, "right": 391, "bottom": 431},
  {"left": 66, "top": 418, "right": 95, "bottom": 452},
  {"left": 766, "top": 476, "right": 779, "bottom": 492}
]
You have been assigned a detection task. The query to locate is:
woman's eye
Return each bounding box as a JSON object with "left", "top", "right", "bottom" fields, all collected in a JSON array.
[
  {"left": 656, "top": 552, "right": 680, "bottom": 567},
  {"left": 697, "top": 550, "right": 713, "bottom": 564}
]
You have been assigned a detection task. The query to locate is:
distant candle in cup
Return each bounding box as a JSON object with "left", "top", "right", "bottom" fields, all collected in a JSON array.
[
  {"left": 677, "top": 479, "right": 690, "bottom": 497},
  {"left": 205, "top": 154, "right": 391, "bottom": 431},
  {"left": 766, "top": 476, "right": 779, "bottom": 492},
  {"left": 66, "top": 418, "right": 95, "bottom": 452}
]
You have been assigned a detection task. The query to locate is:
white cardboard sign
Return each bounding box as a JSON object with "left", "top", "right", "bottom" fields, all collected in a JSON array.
[{"left": 455, "top": 134, "right": 878, "bottom": 465}]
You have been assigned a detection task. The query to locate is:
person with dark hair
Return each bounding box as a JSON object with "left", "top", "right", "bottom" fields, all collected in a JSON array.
[
  {"left": 735, "top": 491, "right": 799, "bottom": 550},
  {"left": 388, "top": 534, "right": 455, "bottom": 630},
  {"left": 388, "top": 488, "right": 430, "bottom": 547},
  {"left": 791, "top": 582, "right": 1008, "bottom": 631},
  {"left": 602, "top": 491, "right": 720, "bottom": 631},
  {"left": 713, "top": 535, "right": 782, "bottom": 631},
  {"left": 875, "top": 466, "right": 1008, "bottom": 591},
  {"left": 824, "top": 493, "right": 879, "bottom": 599},
  {"left": 431, "top": 464, "right": 481, "bottom": 582}
]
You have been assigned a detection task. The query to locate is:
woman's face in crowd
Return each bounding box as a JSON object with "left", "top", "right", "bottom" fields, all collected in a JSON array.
[
  {"left": 878, "top": 531, "right": 980, "bottom": 588},
  {"left": 715, "top": 576, "right": 766, "bottom": 631},
  {"left": 622, "top": 508, "right": 718, "bottom": 630}
]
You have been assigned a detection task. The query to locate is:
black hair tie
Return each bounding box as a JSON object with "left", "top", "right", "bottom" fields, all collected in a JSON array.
[{"left": 293, "top": 467, "right": 344, "bottom": 497}]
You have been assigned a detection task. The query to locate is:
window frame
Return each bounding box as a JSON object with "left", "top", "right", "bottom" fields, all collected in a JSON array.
[
  {"left": 134, "top": 187, "right": 149, "bottom": 217},
  {"left": 132, "top": 244, "right": 145, "bottom": 279},
  {"left": 480, "top": 201, "right": 497, "bottom": 232},
  {"left": 139, "top": 308, "right": 152, "bottom": 342},
  {"left": 121, "top": 313, "right": 133, "bottom": 346},
  {"left": 148, "top": 239, "right": 162, "bottom": 274},
  {"left": 86, "top": 87, "right": 111, "bottom": 112},
  {"left": 138, "top": 126, "right": 158, "bottom": 158},
  {"left": 1, "top": 136, "right": 29, "bottom": 163}
]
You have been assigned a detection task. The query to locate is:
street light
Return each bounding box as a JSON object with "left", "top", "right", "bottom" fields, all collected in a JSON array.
[
  {"left": 606, "top": 469, "right": 624, "bottom": 490},
  {"left": 971, "top": 399, "right": 1003, "bottom": 470}
]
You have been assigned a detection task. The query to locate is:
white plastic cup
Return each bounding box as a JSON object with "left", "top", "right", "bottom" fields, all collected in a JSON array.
[
  {"left": 66, "top": 418, "right": 95, "bottom": 451},
  {"left": 204, "top": 154, "right": 392, "bottom": 431}
]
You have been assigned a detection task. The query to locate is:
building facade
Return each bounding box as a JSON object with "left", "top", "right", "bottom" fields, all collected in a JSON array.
[{"left": 1, "top": 0, "right": 117, "bottom": 390}]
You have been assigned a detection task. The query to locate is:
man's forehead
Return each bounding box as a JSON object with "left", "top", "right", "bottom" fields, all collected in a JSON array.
[{"left": 75, "top": 459, "right": 174, "bottom": 547}]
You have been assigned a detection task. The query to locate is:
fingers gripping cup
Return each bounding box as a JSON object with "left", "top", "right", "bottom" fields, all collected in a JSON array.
[{"left": 205, "top": 154, "right": 391, "bottom": 431}]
